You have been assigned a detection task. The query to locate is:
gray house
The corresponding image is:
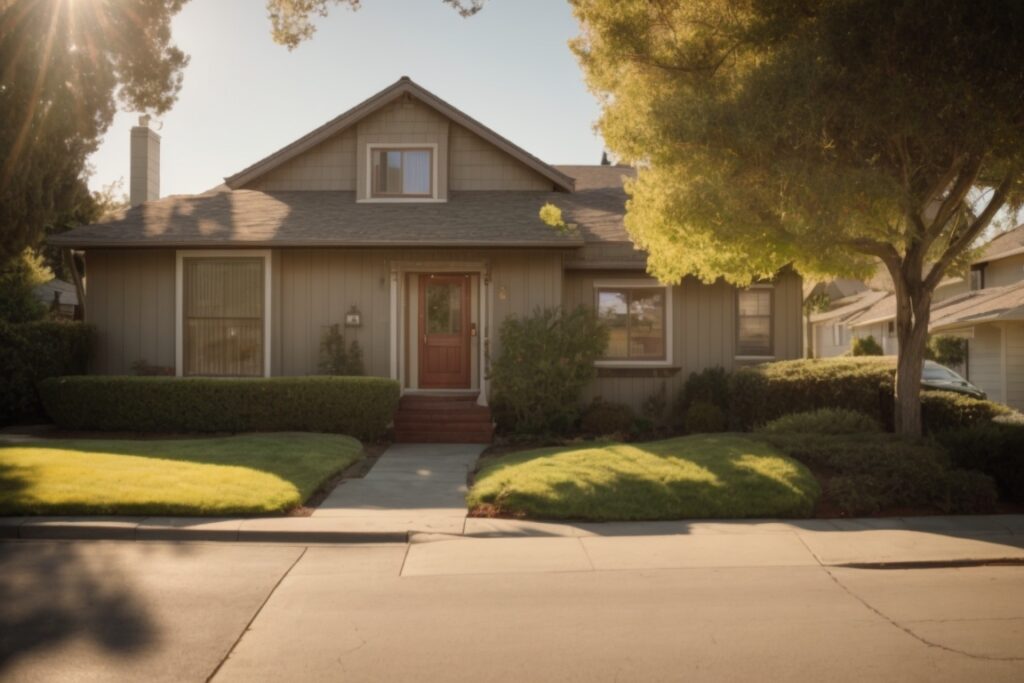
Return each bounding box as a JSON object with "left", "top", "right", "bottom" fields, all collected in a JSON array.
[{"left": 51, "top": 78, "right": 804, "bottom": 439}]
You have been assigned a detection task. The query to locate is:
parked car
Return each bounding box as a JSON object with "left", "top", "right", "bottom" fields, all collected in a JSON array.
[{"left": 921, "top": 360, "right": 986, "bottom": 399}]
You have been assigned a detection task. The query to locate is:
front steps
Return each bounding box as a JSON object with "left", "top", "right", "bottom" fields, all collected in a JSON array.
[{"left": 393, "top": 394, "right": 495, "bottom": 443}]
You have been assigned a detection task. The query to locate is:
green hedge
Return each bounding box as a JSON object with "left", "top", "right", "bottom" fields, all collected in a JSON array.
[
  {"left": 39, "top": 376, "right": 400, "bottom": 441},
  {"left": 0, "top": 321, "right": 93, "bottom": 425},
  {"left": 729, "top": 358, "right": 895, "bottom": 430},
  {"left": 937, "top": 417, "right": 1024, "bottom": 503}
]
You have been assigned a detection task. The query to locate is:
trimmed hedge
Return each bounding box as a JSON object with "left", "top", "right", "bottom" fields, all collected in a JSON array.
[
  {"left": 937, "top": 418, "right": 1024, "bottom": 503},
  {"left": 0, "top": 321, "right": 93, "bottom": 425},
  {"left": 758, "top": 408, "right": 881, "bottom": 435},
  {"left": 730, "top": 358, "right": 895, "bottom": 430},
  {"left": 39, "top": 376, "right": 400, "bottom": 441}
]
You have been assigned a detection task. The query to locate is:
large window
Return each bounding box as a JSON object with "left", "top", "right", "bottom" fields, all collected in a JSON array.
[
  {"left": 371, "top": 147, "right": 433, "bottom": 197},
  {"left": 596, "top": 286, "right": 668, "bottom": 361},
  {"left": 737, "top": 288, "right": 773, "bottom": 357},
  {"left": 182, "top": 257, "right": 265, "bottom": 376}
]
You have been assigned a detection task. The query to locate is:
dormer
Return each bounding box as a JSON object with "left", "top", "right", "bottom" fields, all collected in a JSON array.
[{"left": 224, "top": 77, "right": 574, "bottom": 201}]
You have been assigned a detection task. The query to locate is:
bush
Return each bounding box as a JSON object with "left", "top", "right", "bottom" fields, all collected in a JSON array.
[
  {"left": 489, "top": 306, "right": 608, "bottom": 435},
  {"left": 680, "top": 366, "right": 731, "bottom": 411},
  {"left": 926, "top": 335, "right": 967, "bottom": 368},
  {"left": 684, "top": 401, "right": 727, "bottom": 434},
  {"left": 762, "top": 432, "right": 998, "bottom": 516},
  {"left": 937, "top": 420, "right": 1024, "bottom": 502},
  {"left": 38, "top": 376, "right": 400, "bottom": 441},
  {"left": 579, "top": 398, "right": 635, "bottom": 436},
  {"left": 758, "top": 408, "right": 881, "bottom": 435},
  {"left": 729, "top": 357, "right": 895, "bottom": 430},
  {"left": 920, "top": 391, "right": 1013, "bottom": 432},
  {"left": 0, "top": 250, "right": 49, "bottom": 324},
  {"left": 851, "top": 335, "right": 884, "bottom": 356},
  {"left": 318, "top": 324, "right": 364, "bottom": 375},
  {"left": 0, "top": 320, "right": 92, "bottom": 425}
]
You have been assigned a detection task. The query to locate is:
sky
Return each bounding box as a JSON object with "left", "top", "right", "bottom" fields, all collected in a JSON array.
[{"left": 86, "top": 0, "right": 605, "bottom": 198}]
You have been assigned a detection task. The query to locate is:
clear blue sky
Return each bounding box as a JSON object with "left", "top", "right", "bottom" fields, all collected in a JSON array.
[{"left": 87, "top": 0, "right": 604, "bottom": 197}]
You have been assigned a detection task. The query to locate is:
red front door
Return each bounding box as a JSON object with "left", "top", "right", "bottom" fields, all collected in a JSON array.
[{"left": 418, "top": 274, "right": 471, "bottom": 389}]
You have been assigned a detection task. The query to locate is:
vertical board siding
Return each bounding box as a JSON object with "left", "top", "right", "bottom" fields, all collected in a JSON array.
[
  {"left": 1002, "top": 323, "right": 1024, "bottom": 410},
  {"left": 85, "top": 249, "right": 176, "bottom": 374},
  {"left": 968, "top": 324, "right": 1006, "bottom": 404}
]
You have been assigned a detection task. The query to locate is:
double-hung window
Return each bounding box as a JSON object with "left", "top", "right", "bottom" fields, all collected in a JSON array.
[
  {"left": 180, "top": 255, "right": 267, "bottom": 377},
  {"left": 371, "top": 147, "right": 433, "bottom": 198},
  {"left": 737, "top": 287, "right": 774, "bottom": 357},
  {"left": 596, "top": 285, "right": 669, "bottom": 362}
]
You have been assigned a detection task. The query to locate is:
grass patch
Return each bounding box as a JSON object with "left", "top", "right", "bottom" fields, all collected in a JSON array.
[
  {"left": 0, "top": 433, "right": 362, "bottom": 516},
  {"left": 467, "top": 434, "right": 819, "bottom": 521}
]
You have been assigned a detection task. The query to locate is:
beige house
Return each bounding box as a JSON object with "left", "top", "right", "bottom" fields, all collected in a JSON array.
[{"left": 51, "top": 78, "right": 804, "bottom": 435}]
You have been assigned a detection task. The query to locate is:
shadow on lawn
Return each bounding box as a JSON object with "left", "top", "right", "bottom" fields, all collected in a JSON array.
[{"left": 477, "top": 435, "right": 820, "bottom": 522}]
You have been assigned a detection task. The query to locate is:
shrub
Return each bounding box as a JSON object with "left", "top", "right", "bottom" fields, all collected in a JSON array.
[
  {"left": 851, "top": 335, "right": 884, "bottom": 356},
  {"left": 926, "top": 335, "right": 967, "bottom": 368},
  {"left": 38, "top": 376, "right": 399, "bottom": 441},
  {"left": 919, "top": 391, "right": 1013, "bottom": 432},
  {"left": 0, "top": 320, "right": 92, "bottom": 425},
  {"left": 937, "top": 420, "right": 1024, "bottom": 502},
  {"left": 758, "top": 408, "right": 881, "bottom": 435},
  {"left": 729, "top": 357, "right": 895, "bottom": 430},
  {"left": 0, "top": 250, "right": 49, "bottom": 324},
  {"left": 680, "top": 366, "right": 731, "bottom": 412},
  {"left": 318, "top": 324, "right": 364, "bottom": 375},
  {"left": 489, "top": 306, "right": 608, "bottom": 435},
  {"left": 579, "top": 398, "right": 635, "bottom": 437},
  {"left": 131, "top": 359, "right": 174, "bottom": 376},
  {"left": 762, "top": 432, "right": 998, "bottom": 516},
  {"left": 684, "top": 401, "right": 727, "bottom": 434}
]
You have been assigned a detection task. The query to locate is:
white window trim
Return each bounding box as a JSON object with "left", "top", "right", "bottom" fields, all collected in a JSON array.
[
  {"left": 175, "top": 249, "right": 272, "bottom": 378},
  {"left": 593, "top": 278, "right": 674, "bottom": 367},
  {"left": 736, "top": 283, "right": 775, "bottom": 360},
  {"left": 360, "top": 143, "right": 444, "bottom": 203}
]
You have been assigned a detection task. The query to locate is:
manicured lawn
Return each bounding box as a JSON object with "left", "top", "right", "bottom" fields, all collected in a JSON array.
[
  {"left": 0, "top": 433, "right": 363, "bottom": 516},
  {"left": 467, "top": 434, "right": 820, "bottom": 521}
]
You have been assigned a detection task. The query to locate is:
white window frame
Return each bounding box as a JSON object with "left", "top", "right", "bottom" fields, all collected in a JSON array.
[
  {"left": 361, "top": 143, "right": 443, "bottom": 203},
  {"left": 735, "top": 284, "right": 776, "bottom": 361},
  {"left": 175, "top": 249, "right": 272, "bottom": 378},
  {"left": 593, "top": 278, "right": 674, "bottom": 368}
]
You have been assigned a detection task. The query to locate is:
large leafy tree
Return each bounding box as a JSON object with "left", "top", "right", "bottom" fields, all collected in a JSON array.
[
  {"left": 570, "top": 0, "right": 1024, "bottom": 435},
  {"left": 0, "top": 0, "right": 188, "bottom": 265}
]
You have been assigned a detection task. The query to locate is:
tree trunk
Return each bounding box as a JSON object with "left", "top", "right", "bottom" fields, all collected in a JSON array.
[{"left": 891, "top": 269, "right": 934, "bottom": 437}]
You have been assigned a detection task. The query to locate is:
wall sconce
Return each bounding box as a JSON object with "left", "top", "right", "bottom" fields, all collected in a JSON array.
[
  {"left": 497, "top": 285, "right": 508, "bottom": 301},
  {"left": 345, "top": 305, "right": 362, "bottom": 327}
]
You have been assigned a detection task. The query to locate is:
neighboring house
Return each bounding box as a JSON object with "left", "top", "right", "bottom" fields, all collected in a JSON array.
[
  {"left": 32, "top": 278, "right": 80, "bottom": 319},
  {"left": 50, "top": 78, "right": 804, "bottom": 434},
  {"left": 808, "top": 289, "right": 888, "bottom": 358},
  {"left": 971, "top": 224, "right": 1024, "bottom": 290}
]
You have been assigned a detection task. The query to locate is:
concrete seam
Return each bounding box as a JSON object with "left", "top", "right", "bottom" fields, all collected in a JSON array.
[
  {"left": 821, "top": 565, "right": 1024, "bottom": 662},
  {"left": 205, "top": 545, "right": 309, "bottom": 681},
  {"left": 576, "top": 537, "right": 597, "bottom": 572}
]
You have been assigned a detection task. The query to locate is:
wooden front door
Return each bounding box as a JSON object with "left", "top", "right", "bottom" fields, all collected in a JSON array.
[{"left": 418, "top": 274, "right": 471, "bottom": 389}]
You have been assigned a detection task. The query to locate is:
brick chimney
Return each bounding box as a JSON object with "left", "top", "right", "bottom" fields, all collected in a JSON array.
[{"left": 130, "top": 115, "right": 160, "bottom": 206}]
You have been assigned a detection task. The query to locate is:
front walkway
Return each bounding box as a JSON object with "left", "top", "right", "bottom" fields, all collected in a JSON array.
[{"left": 310, "top": 442, "right": 485, "bottom": 535}]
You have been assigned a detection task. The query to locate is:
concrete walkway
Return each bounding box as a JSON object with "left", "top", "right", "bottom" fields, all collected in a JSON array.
[{"left": 310, "top": 442, "right": 484, "bottom": 535}]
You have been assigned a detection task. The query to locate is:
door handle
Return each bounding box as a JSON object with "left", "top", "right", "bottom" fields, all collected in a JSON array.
[{"left": 471, "top": 322, "right": 477, "bottom": 337}]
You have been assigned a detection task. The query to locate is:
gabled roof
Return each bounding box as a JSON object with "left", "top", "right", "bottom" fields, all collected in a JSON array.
[
  {"left": 809, "top": 289, "right": 889, "bottom": 324},
  {"left": 224, "top": 76, "right": 575, "bottom": 193},
  {"left": 930, "top": 280, "right": 1024, "bottom": 332},
  {"left": 975, "top": 224, "right": 1024, "bottom": 264}
]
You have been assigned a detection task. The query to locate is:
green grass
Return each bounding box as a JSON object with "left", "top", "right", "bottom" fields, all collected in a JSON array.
[
  {"left": 467, "top": 434, "right": 820, "bottom": 521},
  {"left": 0, "top": 433, "right": 363, "bottom": 516}
]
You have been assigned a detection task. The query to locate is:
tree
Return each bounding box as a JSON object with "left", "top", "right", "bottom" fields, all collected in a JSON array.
[
  {"left": 570, "top": 0, "right": 1024, "bottom": 435},
  {"left": 0, "top": 0, "right": 188, "bottom": 266},
  {"left": 266, "top": 0, "right": 484, "bottom": 49}
]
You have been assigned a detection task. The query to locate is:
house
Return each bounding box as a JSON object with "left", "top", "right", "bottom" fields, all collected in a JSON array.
[
  {"left": 50, "top": 78, "right": 804, "bottom": 440},
  {"left": 808, "top": 289, "right": 889, "bottom": 358},
  {"left": 32, "top": 278, "right": 80, "bottom": 319}
]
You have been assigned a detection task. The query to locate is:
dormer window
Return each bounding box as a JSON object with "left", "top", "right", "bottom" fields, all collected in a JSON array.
[{"left": 371, "top": 146, "right": 433, "bottom": 198}]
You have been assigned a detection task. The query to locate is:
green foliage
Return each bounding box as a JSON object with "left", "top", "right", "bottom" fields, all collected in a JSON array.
[
  {"left": 571, "top": 0, "right": 1024, "bottom": 435},
  {"left": 489, "top": 306, "right": 608, "bottom": 435},
  {"left": 680, "top": 366, "right": 731, "bottom": 412},
  {"left": 851, "top": 335, "right": 884, "bottom": 356},
  {"left": 38, "top": 376, "right": 400, "bottom": 441},
  {"left": 936, "top": 420, "right": 1024, "bottom": 502},
  {"left": 579, "top": 398, "right": 635, "bottom": 437},
  {"left": 0, "top": 250, "right": 50, "bottom": 323},
  {"left": 729, "top": 358, "right": 895, "bottom": 430},
  {"left": 0, "top": 321, "right": 93, "bottom": 425},
  {"left": 318, "top": 324, "right": 365, "bottom": 375},
  {"left": 926, "top": 335, "right": 968, "bottom": 367},
  {"left": 920, "top": 391, "right": 1013, "bottom": 432},
  {"left": 1, "top": 1, "right": 189, "bottom": 262},
  {"left": 763, "top": 433, "right": 997, "bottom": 515},
  {"left": 683, "top": 401, "right": 727, "bottom": 434},
  {"left": 758, "top": 409, "right": 882, "bottom": 436}
]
